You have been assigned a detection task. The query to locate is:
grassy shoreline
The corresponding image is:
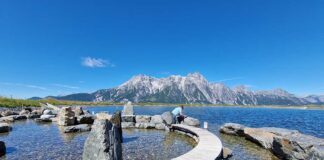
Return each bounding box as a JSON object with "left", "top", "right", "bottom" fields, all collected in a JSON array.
[{"left": 0, "top": 97, "right": 323, "bottom": 110}]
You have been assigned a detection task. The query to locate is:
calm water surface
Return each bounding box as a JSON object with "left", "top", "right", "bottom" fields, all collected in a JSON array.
[{"left": 0, "top": 106, "right": 323, "bottom": 160}]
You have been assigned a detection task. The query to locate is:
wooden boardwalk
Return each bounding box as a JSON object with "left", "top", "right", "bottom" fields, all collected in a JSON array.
[{"left": 171, "top": 124, "right": 223, "bottom": 160}]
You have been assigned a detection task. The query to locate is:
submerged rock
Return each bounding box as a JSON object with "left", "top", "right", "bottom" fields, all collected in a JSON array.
[
  {"left": 0, "top": 141, "right": 5, "bottom": 157},
  {"left": 222, "top": 147, "right": 233, "bottom": 159},
  {"left": 219, "top": 123, "right": 324, "bottom": 160},
  {"left": 64, "top": 124, "right": 91, "bottom": 133},
  {"left": 0, "top": 123, "right": 12, "bottom": 133}
]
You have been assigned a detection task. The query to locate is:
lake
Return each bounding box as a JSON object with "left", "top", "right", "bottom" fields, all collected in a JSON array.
[{"left": 0, "top": 106, "right": 323, "bottom": 160}]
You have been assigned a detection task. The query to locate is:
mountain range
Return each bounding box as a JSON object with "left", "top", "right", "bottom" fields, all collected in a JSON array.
[{"left": 41, "top": 73, "right": 324, "bottom": 105}]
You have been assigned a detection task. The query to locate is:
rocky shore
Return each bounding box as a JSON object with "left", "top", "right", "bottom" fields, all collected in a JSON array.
[{"left": 220, "top": 123, "right": 324, "bottom": 159}]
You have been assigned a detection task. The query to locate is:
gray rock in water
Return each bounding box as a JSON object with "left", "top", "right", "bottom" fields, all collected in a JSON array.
[
  {"left": 77, "top": 115, "right": 95, "bottom": 124},
  {"left": 40, "top": 115, "right": 55, "bottom": 119},
  {"left": 135, "top": 123, "right": 155, "bottom": 129},
  {"left": 19, "top": 109, "right": 30, "bottom": 116},
  {"left": 182, "top": 117, "right": 200, "bottom": 126},
  {"left": 1, "top": 110, "right": 18, "bottom": 117},
  {"left": 58, "top": 107, "right": 76, "bottom": 126},
  {"left": 222, "top": 147, "right": 233, "bottom": 159},
  {"left": 0, "top": 123, "right": 12, "bottom": 133},
  {"left": 74, "top": 106, "right": 84, "bottom": 116},
  {"left": 155, "top": 123, "right": 166, "bottom": 130},
  {"left": 121, "top": 115, "right": 135, "bottom": 122},
  {"left": 244, "top": 128, "right": 275, "bottom": 149},
  {"left": 0, "top": 141, "right": 5, "bottom": 157},
  {"left": 0, "top": 116, "right": 15, "bottom": 123},
  {"left": 35, "top": 118, "right": 52, "bottom": 123},
  {"left": 272, "top": 133, "right": 324, "bottom": 160},
  {"left": 64, "top": 124, "right": 91, "bottom": 133},
  {"left": 135, "top": 115, "right": 151, "bottom": 123},
  {"left": 122, "top": 102, "right": 134, "bottom": 116},
  {"left": 150, "top": 115, "right": 163, "bottom": 124},
  {"left": 43, "top": 109, "right": 55, "bottom": 115},
  {"left": 219, "top": 123, "right": 246, "bottom": 136},
  {"left": 82, "top": 119, "right": 122, "bottom": 160},
  {"left": 121, "top": 122, "right": 135, "bottom": 129},
  {"left": 13, "top": 115, "right": 27, "bottom": 120},
  {"left": 161, "top": 112, "right": 173, "bottom": 125}
]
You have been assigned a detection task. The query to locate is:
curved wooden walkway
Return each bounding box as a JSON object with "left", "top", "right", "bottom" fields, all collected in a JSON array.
[{"left": 171, "top": 124, "right": 223, "bottom": 160}]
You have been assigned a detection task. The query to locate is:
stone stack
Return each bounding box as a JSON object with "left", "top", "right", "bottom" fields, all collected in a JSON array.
[
  {"left": 82, "top": 113, "right": 122, "bottom": 160},
  {"left": 58, "top": 107, "right": 76, "bottom": 126}
]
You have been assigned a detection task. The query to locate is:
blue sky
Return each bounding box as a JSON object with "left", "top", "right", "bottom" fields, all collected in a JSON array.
[{"left": 0, "top": 0, "right": 323, "bottom": 98}]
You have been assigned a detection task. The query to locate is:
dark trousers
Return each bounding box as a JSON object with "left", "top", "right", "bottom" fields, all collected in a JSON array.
[{"left": 175, "top": 115, "right": 185, "bottom": 124}]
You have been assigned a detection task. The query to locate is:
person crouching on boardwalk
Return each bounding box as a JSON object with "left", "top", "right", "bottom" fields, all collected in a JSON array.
[{"left": 172, "top": 105, "right": 186, "bottom": 124}]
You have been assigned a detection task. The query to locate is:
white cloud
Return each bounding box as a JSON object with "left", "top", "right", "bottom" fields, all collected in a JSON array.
[
  {"left": 51, "top": 84, "right": 80, "bottom": 89},
  {"left": 0, "top": 82, "right": 48, "bottom": 90},
  {"left": 81, "top": 57, "right": 115, "bottom": 68}
]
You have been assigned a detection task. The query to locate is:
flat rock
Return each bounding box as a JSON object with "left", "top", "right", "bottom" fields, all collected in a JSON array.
[
  {"left": 135, "top": 115, "right": 151, "bottom": 123},
  {"left": 0, "top": 123, "right": 12, "bottom": 133},
  {"left": 219, "top": 123, "right": 246, "bottom": 136},
  {"left": 161, "top": 112, "right": 173, "bottom": 125},
  {"left": 244, "top": 128, "right": 275, "bottom": 149},
  {"left": 0, "top": 116, "right": 14, "bottom": 123},
  {"left": 1, "top": 110, "right": 18, "bottom": 117},
  {"left": 64, "top": 124, "right": 91, "bottom": 133},
  {"left": 182, "top": 117, "right": 200, "bottom": 126}
]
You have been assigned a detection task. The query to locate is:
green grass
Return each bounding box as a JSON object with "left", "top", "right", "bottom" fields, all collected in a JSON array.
[
  {"left": 0, "top": 97, "right": 120, "bottom": 108},
  {"left": 0, "top": 97, "right": 323, "bottom": 109}
]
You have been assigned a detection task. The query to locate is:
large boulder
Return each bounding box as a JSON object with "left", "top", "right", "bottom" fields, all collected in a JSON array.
[
  {"left": 182, "top": 117, "right": 200, "bottom": 126},
  {"left": 58, "top": 107, "right": 76, "bottom": 126},
  {"left": 0, "top": 123, "right": 12, "bottom": 133},
  {"left": 0, "top": 116, "right": 15, "bottom": 123},
  {"left": 1, "top": 110, "right": 18, "bottom": 117},
  {"left": 243, "top": 128, "right": 275, "bottom": 149},
  {"left": 161, "top": 112, "right": 173, "bottom": 125},
  {"left": 150, "top": 115, "right": 163, "bottom": 124},
  {"left": 19, "top": 109, "right": 30, "bottom": 116},
  {"left": 121, "top": 122, "right": 135, "bottom": 129},
  {"left": 135, "top": 123, "right": 155, "bottom": 129},
  {"left": 219, "top": 123, "right": 246, "bottom": 136},
  {"left": 122, "top": 101, "right": 134, "bottom": 116},
  {"left": 272, "top": 133, "right": 324, "bottom": 160},
  {"left": 155, "top": 123, "right": 166, "bottom": 130},
  {"left": 0, "top": 141, "right": 5, "bottom": 157},
  {"left": 121, "top": 116, "right": 135, "bottom": 123},
  {"left": 82, "top": 119, "right": 122, "bottom": 160},
  {"left": 73, "top": 106, "right": 84, "bottom": 116},
  {"left": 96, "top": 112, "right": 112, "bottom": 120},
  {"left": 43, "top": 109, "right": 55, "bottom": 115},
  {"left": 77, "top": 115, "right": 95, "bottom": 124},
  {"left": 40, "top": 115, "right": 55, "bottom": 119},
  {"left": 135, "top": 115, "right": 151, "bottom": 123},
  {"left": 64, "top": 124, "right": 91, "bottom": 133}
]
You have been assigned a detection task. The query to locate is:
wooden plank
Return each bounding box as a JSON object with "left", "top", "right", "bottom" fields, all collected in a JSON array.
[{"left": 171, "top": 124, "right": 223, "bottom": 160}]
